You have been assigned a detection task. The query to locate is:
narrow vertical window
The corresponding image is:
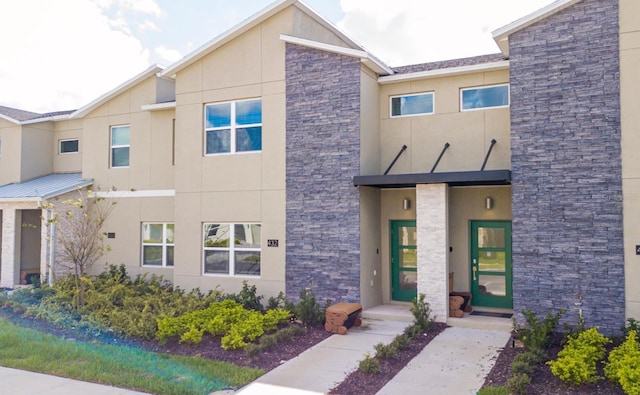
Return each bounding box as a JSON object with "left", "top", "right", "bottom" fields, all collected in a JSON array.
[{"left": 111, "top": 125, "right": 130, "bottom": 167}]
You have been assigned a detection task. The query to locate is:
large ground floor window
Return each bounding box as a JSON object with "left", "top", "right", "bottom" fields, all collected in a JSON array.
[
  {"left": 142, "top": 223, "right": 174, "bottom": 267},
  {"left": 203, "top": 223, "right": 261, "bottom": 276}
]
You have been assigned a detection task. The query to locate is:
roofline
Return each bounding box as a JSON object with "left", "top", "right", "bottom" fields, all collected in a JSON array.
[
  {"left": 0, "top": 113, "right": 20, "bottom": 125},
  {"left": 21, "top": 113, "right": 72, "bottom": 125},
  {"left": 69, "top": 65, "right": 164, "bottom": 119},
  {"left": 42, "top": 178, "right": 94, "bottom": 199},
  {"left": 492, "top": 0, "right": 583, "bottom": 57},
  {"left": 378, "top": 61, "right": 509, "bottom": 84},
  {"left": 280, "top": 34, "right": 394, "bottom": 75},
  {"left": 159, "top": 0, "right": 391, "bottom": 78},
  {"left": 0, "top": 197, "right": 42, "bottom": 203}
]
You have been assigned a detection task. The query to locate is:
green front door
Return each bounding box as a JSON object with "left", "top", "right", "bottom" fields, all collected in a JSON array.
[
  {"left": 470, "top": 221, "right": 512, "bottom": 309},
  {"left": 391, "top": 220, "right": 417, "bottom": 301}
]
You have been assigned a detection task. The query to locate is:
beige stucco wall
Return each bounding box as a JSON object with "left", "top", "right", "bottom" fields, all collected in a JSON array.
[
  {"left": 0, "top": 119, "right": 22, "bottom": 185},
  {"left": 620, "top": 0, "right": 640, "bottom": 319},
  {"left": 379, "top": 70, "right": 510, "bottom": 175},
  {"left": 20, "top": 123, "right": 54, "bottom": 182}
]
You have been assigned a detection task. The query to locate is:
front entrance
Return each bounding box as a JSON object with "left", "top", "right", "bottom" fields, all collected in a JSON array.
[
  {"left": 391, "top": 220, "right": 417, "bottom": 301},
  {"left": 470, "top": 221, "right": 512, "bottom": 309}
]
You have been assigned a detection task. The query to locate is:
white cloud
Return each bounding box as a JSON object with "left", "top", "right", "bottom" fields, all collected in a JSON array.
[
  {"left": 338, "top": 0, "right": 557, "bottom": 66},
  {"left": 155, "top": 46, "right": 182, "bottom": 63},
  {"left": 139, "top": 19, "right": 160, "bottom": 32},
  {"left": 0, "top": 0, "right": 150, "bottom": 113},
  {"left": 93, "top": 0, "right": 164, "bottom": 17}
]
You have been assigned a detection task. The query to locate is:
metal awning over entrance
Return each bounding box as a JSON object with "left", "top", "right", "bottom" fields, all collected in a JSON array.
[
  {"left": 0, "top": 173, "right": 94, "bottom": 202},
  {"left": 353, "top": 169, "right": 511, "bottom": 188}
]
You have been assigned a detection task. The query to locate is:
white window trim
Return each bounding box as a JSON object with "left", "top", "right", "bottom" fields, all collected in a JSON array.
[
  {"left": 460, "top": 83, "right": 510, "bottom": 112},
  {"left": 202, "top": 223, "right": 261, "bottom": 277},
  {"left": 141, "top": 223, "right": 174, "bottom": 268},
  {"left": 389, "top": 92, "right": 435, "bottom": 118},
  {"left": 204, "top": 98, "right": 262, "bottom": 156},
  {"left": 110, "top": 124, "right": 130, "bottom": 168},
  {"left": 59, "top": 138, "right": 79, "bottom": 154}
]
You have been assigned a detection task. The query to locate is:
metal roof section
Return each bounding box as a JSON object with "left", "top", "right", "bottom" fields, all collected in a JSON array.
[
  {"left": 492, "top": 0, "right": 583, "bottom": 57},
  {"left": 353, "top": 170, "right": 512, "bottom": 188},
  {"left": 69, "top": 64, "right": 164, "bottom": 119},
  {"left": 280, "top": 35, "right": 394, "bottom": 75},
  {"left": 0, "top": 173, "right": 93, "bottom": 202},
  {"left": 159, "top": 0, "right": 393, "bottom": 78}
]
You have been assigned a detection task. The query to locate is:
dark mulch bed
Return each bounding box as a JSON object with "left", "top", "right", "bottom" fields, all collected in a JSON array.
[
  {"left": 330, "top": 322, "right": 448, "bottom": 395},
  {"left": 482, "top": 335, "right": 626, "bottom": 394}
]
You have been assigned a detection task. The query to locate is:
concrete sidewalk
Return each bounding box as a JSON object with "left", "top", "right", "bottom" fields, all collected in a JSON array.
[{"left": 0, "top": 366, "right": 148, "bottom": 395}]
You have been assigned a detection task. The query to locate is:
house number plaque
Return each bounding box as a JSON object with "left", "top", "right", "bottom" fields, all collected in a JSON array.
[{"left": 267, "top": 239, "right": 279, "bottom": 247}]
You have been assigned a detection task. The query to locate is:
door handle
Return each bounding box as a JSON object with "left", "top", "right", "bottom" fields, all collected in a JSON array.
[{"left": 473, "top": 266, "right": 477, "bottom": 281}]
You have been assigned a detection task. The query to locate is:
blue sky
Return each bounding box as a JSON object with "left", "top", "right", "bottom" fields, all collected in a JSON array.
[{"left": 0, "top": 0, "right": 556, "bottom": 113}]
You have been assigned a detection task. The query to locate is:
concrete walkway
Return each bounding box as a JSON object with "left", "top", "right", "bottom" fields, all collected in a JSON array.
[{"left": 0, "top": 319, "right": 511, "bottom": 395}]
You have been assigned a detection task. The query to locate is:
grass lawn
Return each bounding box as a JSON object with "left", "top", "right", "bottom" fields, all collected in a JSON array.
[{"left": 0, "top": 318, "right": 263, "bottom": 395}]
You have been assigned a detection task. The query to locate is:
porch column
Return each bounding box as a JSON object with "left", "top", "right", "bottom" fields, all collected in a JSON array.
[
  {"left": 0, "top": 208, "right": 17, "bottom": 288},
  {"left": 416, "top": 184, "right": 449, "bottom": 322}
]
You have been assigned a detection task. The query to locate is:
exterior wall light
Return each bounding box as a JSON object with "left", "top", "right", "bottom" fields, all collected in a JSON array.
[
  {"left": 486, "top": 197, "right": 494, "bottom": 210},
  {"left": 403, "top": 198, "right": 411, "bottom": 210}
]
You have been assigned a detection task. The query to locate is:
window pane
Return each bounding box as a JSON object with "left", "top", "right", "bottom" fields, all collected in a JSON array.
[
  {"left": 166, "top": 246, "right": 174, "bottom": 267},
  {"left": 236, "top": 127, "right": 262, "bottom": 152},
  {"left": 143, "top": 246, "right": 162, "bottom": 266},
  {"left": 479, "top": 251, "right": 506, "bottom": 272},
  {"left": 462, "top": 85, "right": 509, "bottom": 110},
  {"left": 60, "top": 139, "right": 78, "bottom": 153},
  {"left": 397, "top": 226, "right": 417, "bottom": 247},
  {"left": 204, "top": 224, "right": 230, "bottom": 247},
  {"left": 399, "top": 249, "right": 417, "bottom": 269},
  {"left": 204, "top": 250, "right": 229, "bottom": 274},
  {"left": 206, "top": 130, "right": 230, "bottom": 154},
  {"left": 166, "top": 224, "right": 174, "bottom": 244},
  {"left": 142, "top": 224, "right": 163, "bottom": 243},
  {"left": 391, "top": 94, "right": 433, "bottom": 116},
  {"left": 477, "top": 227, "right": 506, "bottom": 248},
  {"left": 111, "top": 126, "right": 130, "bottom": 145},
  {"left": 479, "top": 274, "right": 506, "bottom": 296},
  {"left": 235, "top": 251, "right": 260, "bottom": 275},
  {"left": 235, "top": 224, "right": 261, "bottom": 248},
  {"left": 112, "top": 147, "right": 130, "bottom": 167},
  {"left": 399, "top": 271, "right": 417, "bottom": 291},
  {"left": 205, "top": 103, "right": 231, "bottom": 128},
  {"left": 236, "top": 99, "right": 262, "bottom": 125}
]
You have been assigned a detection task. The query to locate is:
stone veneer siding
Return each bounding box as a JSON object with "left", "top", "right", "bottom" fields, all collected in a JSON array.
[
  {"left": 285, "top": 43, "right": 361, "bottom": 303},
  {"left": 509, "top": 0, "right": 623, "bottom": 333}
]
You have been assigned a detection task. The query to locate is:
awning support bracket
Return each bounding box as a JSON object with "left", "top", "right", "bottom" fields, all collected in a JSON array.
[
  {"left": 430, "top": 142, "right": 450, "bottom": 173},
  {"left": 480, "top": 139, "right": 497, "bottom": 171},
  {"left": 384, "top": 145, "right": 407, "bottom": 175}
]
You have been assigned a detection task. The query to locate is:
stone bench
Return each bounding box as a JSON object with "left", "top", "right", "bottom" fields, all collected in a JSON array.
[{"left": 325, "top": 302, "right": 362, "bottom": 335}]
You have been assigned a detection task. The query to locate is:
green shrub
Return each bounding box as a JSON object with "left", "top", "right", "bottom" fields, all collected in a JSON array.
[
  {"left": 391, "top": 334, "right": 411, "bottom": 350},
  {"left": 622, "top": 318, "right": 640, "bottom": 341},
  {"left": 605, "top": 330, "right": 640, "bottom": 395},
  {"left": 477, "top": 386, "right": 509, "bottom": 395},
  {"left": 511, "top": 358, "right": 535, "bottom": 376},
  {"left": 513, "top": 349, "right": 547, "bottom": 366},
  {"left": 359, "top": 354, "right": 380, "bottom": 374},
  {"left": 515, "top": 308, "right": 564, "bottom": 351},
  {"left": 411, "top": 293, "right": 434, "bottom": 332},
  {"left": 224, "top": 281, "right": 263, "bottom": 312},
  {"left": 547, "top": 327, "right": 610, "bottom": 385},
  {"left": 507, "top": 372, "right": 531, "bottom": 395},
  {"left": 293, "top": 288, "right": 324, "bottom": 326},
  {"left": 267, "top": 292, "right": 287, "bottom": 310},
  {"left": 403, "top": 323, "right": 422, "bottom": 339},
  {"left": 374, "top": 342, "right": 398, "bottom": 358}
]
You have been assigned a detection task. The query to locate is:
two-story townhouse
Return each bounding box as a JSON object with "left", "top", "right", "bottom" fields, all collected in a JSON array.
[{"left": 0, "top": 0, "right": 636, "bottom": 334}]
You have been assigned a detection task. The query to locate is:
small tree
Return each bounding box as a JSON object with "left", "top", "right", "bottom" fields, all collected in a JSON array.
[{"left": 43, "top": 188, "right": 117, "bottom": 308}]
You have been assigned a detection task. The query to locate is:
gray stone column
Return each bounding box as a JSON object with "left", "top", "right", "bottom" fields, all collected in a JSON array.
[
  {"left": 0, "top": 208, "right": 16, "bottom": 288},
  {"left": 416, "top": 184, "right": 449, "bottom": 322}
]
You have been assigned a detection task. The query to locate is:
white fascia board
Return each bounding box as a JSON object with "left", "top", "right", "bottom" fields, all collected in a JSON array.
[
  {"left": 70, "top": 64, "right": 164, "bottom": 119},
  {"left": 0, "top": 113, "right": 20, "bottom": 124},
  {"left": 42, "top": 179, "right": 94, "bottom": 200},
  {"left": 95, "top": 189, "right": 175, "bottom": 198},
  {"left": 378, "top": 61, "right": 510, "bottom": 84},
  {"left": 21, "top": 114, "right": 72, "bottom": 125},
  {"left": 0, "top": 197, "right": 42, "bottom": 203},
  {"left": 492, "top": 0, "right": 582, "bottom": 57},
  {"left": 280, "top": 34, "right": 394, "bottom": 75},
  {"left": 159, "top": 0, "right": 295, "bottom": 79},
  {"left": 141, "top": 102, "right": 176, "bottom": 112}
]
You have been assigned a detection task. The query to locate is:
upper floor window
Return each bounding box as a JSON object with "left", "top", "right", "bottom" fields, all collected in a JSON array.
[
  {"left": 390, "top": 92, "right": 434, "bottom": 117},
  {"left": 461, "top": 84, "right": 509, "bottom": 111},
  {"left": 203, "top": 223, "right": 261, "bottom": 276},
  {"left": 111, "top": 125, "right": 130, "bottom": 167},
  {"left": 59, "top": 139, "right": 79, "bottom": 154},
  {"left": 141, "top": 223, "right": 174, "bottom": 267},
  {"left": 205, "top": 99, "right": 262, "bottom": 155}
]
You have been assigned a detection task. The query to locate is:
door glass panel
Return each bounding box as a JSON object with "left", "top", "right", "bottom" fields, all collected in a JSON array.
[
  {"left": 399, "top": 271, "right": 417, "bottom": 290},
  {"left": 478, "top": 251, "right": 505, "bottom": 272},
  {"left": 478, "top": 274, "right": 506, "bottom": 296},
  {"left": 477, "top": 227, "right": 505, "bottom": 248},
  {"left": 397, "top": 226, "right": 417, "bottom": 246},
  {"left": 400, "top": 249, "right": 417, "bottom": 268}
]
